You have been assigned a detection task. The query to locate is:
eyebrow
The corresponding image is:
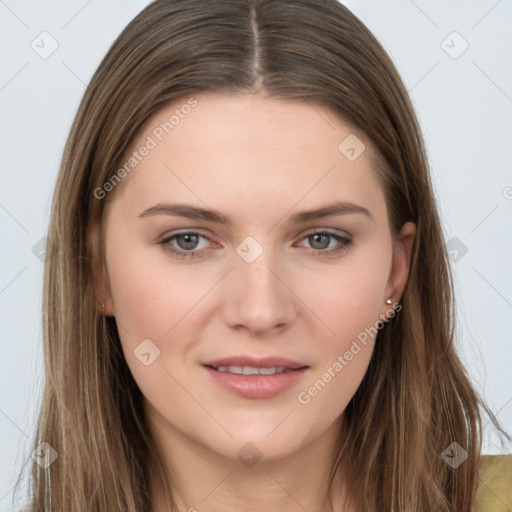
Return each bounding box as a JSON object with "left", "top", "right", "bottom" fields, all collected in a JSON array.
[{"left": 139, "top": 200, "right": 373, "bottom": 225}]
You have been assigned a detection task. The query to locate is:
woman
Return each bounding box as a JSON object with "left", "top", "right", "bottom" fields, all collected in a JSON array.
[{"left": 13, "top": 0, "right": 511, "bottom": 511}]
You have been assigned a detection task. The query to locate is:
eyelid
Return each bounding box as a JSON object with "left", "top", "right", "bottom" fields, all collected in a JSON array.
[{"left": 297, "top": 227, "right": 351, "bottom": 240}]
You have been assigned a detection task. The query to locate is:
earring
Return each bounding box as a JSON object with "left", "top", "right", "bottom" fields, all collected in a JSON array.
[{"left": 385, "top": 298, "right": 392, "bottom": 305}]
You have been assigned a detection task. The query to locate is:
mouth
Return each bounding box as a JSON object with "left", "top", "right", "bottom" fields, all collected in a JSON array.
[
  {"left": 202, "top": 356, "right": 309, "bottom": 399},
  {"left": 206, "top": 365, "right": 292, "bottom": 375}
]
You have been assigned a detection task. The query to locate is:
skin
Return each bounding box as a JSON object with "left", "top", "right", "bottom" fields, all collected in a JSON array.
[{"left": 89, "top": 91, "right": 415, "bottom": 512}]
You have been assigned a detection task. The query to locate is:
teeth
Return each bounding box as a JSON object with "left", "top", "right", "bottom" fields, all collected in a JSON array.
[{"left": 214, "top": 365, "right": 287, "bottom": 375}]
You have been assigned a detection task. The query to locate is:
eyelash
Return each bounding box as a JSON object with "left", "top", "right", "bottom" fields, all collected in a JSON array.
[{"left": 159, "top": 230, "right": 353, "bottom": 259}]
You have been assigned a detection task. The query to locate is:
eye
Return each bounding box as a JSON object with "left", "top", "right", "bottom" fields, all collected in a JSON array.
[
  {"left": 296, "top": 230, "right": 353, "bottom": 256},
  {"left": 159, "top": 229, "right": 353, "bottom": 259},
  {"left": 160, "top": 231, "right": 212, "bottom": 259}
]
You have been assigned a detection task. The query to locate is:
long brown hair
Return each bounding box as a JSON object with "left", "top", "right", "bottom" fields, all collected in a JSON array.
[{"left": 13, "top": 1, "right": 510, "bottom": 510}]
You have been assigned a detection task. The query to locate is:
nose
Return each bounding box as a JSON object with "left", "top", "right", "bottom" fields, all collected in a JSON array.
[{"left": 222, "top": 248, "right": 297, "bottom": 336}]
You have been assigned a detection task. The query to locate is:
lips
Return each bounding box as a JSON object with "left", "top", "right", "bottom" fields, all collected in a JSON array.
[
  {"left": 202, "top": 355, "right": 309, "bottom": 399},
  {"left": 203, "top": 356, "right": 307, "bottom": 370}
]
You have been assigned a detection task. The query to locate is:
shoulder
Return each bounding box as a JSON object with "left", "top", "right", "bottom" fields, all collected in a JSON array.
[{"left": 475, "top": 454, "right": 512, "bottom": 512}]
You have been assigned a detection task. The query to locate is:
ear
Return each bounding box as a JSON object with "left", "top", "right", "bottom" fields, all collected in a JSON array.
[
  {"left": 87, "top": 220, "right": 115, "bottom": 316},
  {"left": 383, "top": 221, "right": 416, "bottom": 313}
]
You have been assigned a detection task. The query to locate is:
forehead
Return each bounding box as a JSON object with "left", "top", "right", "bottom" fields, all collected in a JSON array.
[
  {"left": 105, "top": 92, "right": 386, "bottom": 221},
  {"left": 135, "top": 91, "right": 369, "bottom": 158}
]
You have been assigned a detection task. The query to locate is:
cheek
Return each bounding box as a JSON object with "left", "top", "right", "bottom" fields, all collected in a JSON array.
[
  {"left": 105, "top": 239, "right": 207, "bottom": 340},
  {"left": 295, "top": 283, "right": 380, "bottom": 427},
  {"left": 104, "top": 242, "right": 207, "bottom": 405},
  {"left": 292, "top": 255, "right": 387, "bottom": 409},
  {"left": 301, "top": 255, "right": 388, "bottom": 346}
]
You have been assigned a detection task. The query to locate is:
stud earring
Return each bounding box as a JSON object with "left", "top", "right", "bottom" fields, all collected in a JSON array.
[{"left": 385, "top": 298, "right": 392, "bottom": 305}]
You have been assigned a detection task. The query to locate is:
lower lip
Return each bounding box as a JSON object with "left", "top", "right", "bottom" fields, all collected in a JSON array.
[{"left": 203, "top": 366, "right": 309, "bottom": 399}]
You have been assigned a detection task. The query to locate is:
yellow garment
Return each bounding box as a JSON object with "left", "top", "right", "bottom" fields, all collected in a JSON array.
[{"left": 476, "top": 454, "right": 512, "bottom": 511}]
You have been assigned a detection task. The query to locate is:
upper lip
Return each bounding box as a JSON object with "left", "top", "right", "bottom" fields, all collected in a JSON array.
[{"left": 203, "top": 356, "right": 307, "bottom": 370}]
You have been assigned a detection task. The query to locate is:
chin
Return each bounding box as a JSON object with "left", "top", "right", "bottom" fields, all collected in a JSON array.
[{"left": 201, "top": 420, "right": 315, "bottom": 464}]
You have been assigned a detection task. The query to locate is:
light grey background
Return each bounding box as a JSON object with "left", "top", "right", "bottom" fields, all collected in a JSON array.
[{"left": 1, "top": 0, "right": 511, "bottom": 509}]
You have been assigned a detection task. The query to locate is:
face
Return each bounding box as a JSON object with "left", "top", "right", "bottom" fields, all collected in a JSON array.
[{"left": 91, "top": 91, "right": 415, "bottom": 463}]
